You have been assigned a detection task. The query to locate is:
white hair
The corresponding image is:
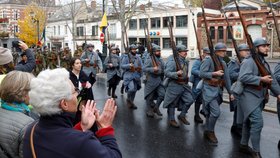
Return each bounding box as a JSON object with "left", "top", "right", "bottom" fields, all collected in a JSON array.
[{"left": 29, "top": 68, "right": 72, "bottom": 116}]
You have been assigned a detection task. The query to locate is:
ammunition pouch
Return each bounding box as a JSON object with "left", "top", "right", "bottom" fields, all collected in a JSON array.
[
  {"left": 176, "top": 77, "right": 189, "bottom": 85},
  {"left": 204, "top": 78, "right": 225, "bottom": 87}
]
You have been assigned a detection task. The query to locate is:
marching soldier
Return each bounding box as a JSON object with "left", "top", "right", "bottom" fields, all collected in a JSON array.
[
  {"left": 238, "top": 38, "right": 280, "bottom": 157},
  {"left": 104, "top": 46, "right": 122, "bottom": 98},
  {"left": 42, "top": 46, "right": 49, "bottom": 69},
  {"left": 273, "top": 61, "right": 280, "bottom": 150},
  {"left": 190, "top": 47, "right": 210, "bottom": 124},
  {"left": 80, "top": 43, "right": 103, "bottom": 85},
  {"left": 121, "top": 44, "right": 143, "bottom": 109},
  {"left": 199, "top": 43, "right": 233, "bottom": 145},
  {"left": 47, "top": 48, "right": 58, "bottom": 69},
  {"left": 34, "top": 49, "right": 44, "bottom": 75},
  {"left": 144, "top": 44, "right": 165, "bottom": 117},
  {"left": 227, "top": 44, "right": 250, "bottom": 137},
  {"left": 60, "top": 47, "right": 72, "bottom": 68},
  {"left": 74, "top": 46, "right": 83, "bottom": 58},
  {"left": 163, "top": 44, "right": 194, "bottom": 128}
]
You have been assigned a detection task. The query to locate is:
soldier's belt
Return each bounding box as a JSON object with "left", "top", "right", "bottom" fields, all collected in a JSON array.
[
  {"left": 36, "top": 61, "right": 43, "bottom": 64},
  {"left": 205, "top": 78, "right": 225, "bottom": 87},
  {"left": 176, "top": 77, "right": 189, "bottom": 85}
]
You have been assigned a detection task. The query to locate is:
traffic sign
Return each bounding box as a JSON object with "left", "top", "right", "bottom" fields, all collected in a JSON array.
[{"left": 100, "top": 33, "right": 105, "bottom": 43}]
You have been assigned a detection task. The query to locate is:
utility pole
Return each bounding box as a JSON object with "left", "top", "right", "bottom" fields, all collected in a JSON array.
[{"left": 101, "top": 0, "right": 107, "bottom": 62}]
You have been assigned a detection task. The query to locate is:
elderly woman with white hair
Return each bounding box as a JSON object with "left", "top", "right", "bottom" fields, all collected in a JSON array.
[{"left": 23, "top": 68, "right": 122, "bottom": 158}]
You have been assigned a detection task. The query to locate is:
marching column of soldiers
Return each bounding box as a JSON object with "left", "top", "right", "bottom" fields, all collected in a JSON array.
[{"left": 28, "top": 30, "right": 280, "bottom": 158}]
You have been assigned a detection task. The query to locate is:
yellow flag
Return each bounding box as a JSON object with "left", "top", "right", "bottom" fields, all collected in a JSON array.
[{"left": 99, "top": 13, "right": 108, "bottom": 33}]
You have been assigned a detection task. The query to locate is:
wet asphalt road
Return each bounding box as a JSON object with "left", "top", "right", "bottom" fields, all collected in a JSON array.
[{"left": 93, "top": 74, "right": 280, "bottom": 158}]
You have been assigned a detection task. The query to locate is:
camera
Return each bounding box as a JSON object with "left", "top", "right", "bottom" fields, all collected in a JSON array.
[{"left": 12, "top": 41, "right": 21, "bottom": 52}]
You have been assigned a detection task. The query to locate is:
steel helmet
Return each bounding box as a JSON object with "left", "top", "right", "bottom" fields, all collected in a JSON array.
[
  {"left": 214, "top": 43, "right": 227, "bottom": 51},
  {"left": 238, "top": 44, "right": 250, "bottom": 51},
  {"left": 253, "top": 38, "right": 270, "bottom": 47},
  {"left": 176, "top": 44, "right": 188, "bottom": 52}
]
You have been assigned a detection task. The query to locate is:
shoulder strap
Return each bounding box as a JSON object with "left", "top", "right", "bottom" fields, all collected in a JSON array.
[{"left": 30, "top": 122, "right": 38, "bottom": 158}]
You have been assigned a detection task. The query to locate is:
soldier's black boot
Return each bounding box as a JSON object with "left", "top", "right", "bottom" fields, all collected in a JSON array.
[
  {"left": 194, "top": 115, "right": 203, "bottom": 123},
  {"left": 239, "top": 144, "right": 253, "bottom": 155},
  {"left": 153, "top": 107, "right": 163, "bottom": 116},
  {"left": 251, "top": 151, "right": 262, "bottom": 158},
  {"left": 112, "top": 87, "right": 117, "bottom": 98},
  {"left": 146, "top": 107, "right": 154, "bottom": 118},
  {"left": 107, "top": 87, "right": 111, "bottom": 96},
  {"left": 278, "top": 140, "right": 280, "bottom": 150}
]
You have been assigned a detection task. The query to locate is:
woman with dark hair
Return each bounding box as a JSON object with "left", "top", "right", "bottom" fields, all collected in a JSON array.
[{"left": 69, "top": 58, "right": 95, "bottom": 126}]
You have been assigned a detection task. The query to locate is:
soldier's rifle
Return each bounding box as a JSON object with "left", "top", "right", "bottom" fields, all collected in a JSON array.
[
  {"left": 143, "top": 19, "right": 158, "bottom": 67},
  {"left": 220, "top": 0, "right": 241, "bottom": 62},
  {"left": 190, "top": 10, "right": 202, "bottom": 61},
  {"left": 269, "top": 0, "right": 280, "bottom": 47},
  {"left": 201, "top": 5, "right": 223, "bottom": 71},
  {"left": 167, "top": 17, "right": 182, "bottom": 73},
  {"left": 124, "top": 27, "right": 135, "bottom": 72},
  {"left": 233, "top": 0, "right": 271, "bottom": 86}
]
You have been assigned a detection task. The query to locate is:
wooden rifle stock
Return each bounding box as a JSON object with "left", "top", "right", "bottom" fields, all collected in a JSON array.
[
  {"left": 201, "top": 6, "right": 223, "bottom": 71},
  {"left": 191, "top": 11, "right": 202, "bottom": 61},
  {"left": 269, "top": 0, "right": 280, "bottom": 47},
  {"left": 143, "top": 19, "right": 158, "bottom": 67},
  {"left": 233, "top": 0, "right": 270, "bottom": 85},
  {"left": 167, "top": 18, "right": 181, "bottom": 72}
]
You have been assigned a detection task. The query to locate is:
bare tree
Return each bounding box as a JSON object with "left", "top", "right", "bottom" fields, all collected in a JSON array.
[
  {"left": 111, "top": 0, "right": 139, "bottom": 51},
  {"left": 54, "top": 0, "right": 88, "bottom": 51}
]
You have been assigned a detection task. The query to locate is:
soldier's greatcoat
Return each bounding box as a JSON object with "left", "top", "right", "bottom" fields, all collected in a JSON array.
[
  {"left": 80, "top": 51, "right": 103, "bottom": 76},
  {"left": 239, "top": 56, "right": 280, "bottom": 120},
  {"left": 199, "top": 56, "right": 231, "bottom": 106},
  {"left": 144, "top": 55, "right": 165, "bottom": 99},
  {"left": 273, "top": 62, "right": 280, "bottom": 123},
  {"left": 104, "top": 54, "right": 121, "bottom": 81},
  {"left": 162, "top": 55, "right": 193, "bottom": 109},
  {"left": 121, "top": 54, "right": 143, "bottom": 92}
]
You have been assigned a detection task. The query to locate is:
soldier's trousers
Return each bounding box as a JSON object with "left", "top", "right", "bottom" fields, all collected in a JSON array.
[
  {"left": 205, "top": 96, "right": 222, "bottom": 132},
  {"left": 240, "top": 106, "right": 263, "bottom": 152},
  {"left": 167, "top": 91, "right": 193, "bottom": 121},
  {"left": 127, "top": 91, "right": 137, "bottom": 103},
  {"left": 146, "top": 85, "right": 165, "bottom": 108}
]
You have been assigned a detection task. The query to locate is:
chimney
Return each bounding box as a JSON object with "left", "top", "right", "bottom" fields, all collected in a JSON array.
[{"left": 91, "top": 0, "right": 97, "bottom": 10}]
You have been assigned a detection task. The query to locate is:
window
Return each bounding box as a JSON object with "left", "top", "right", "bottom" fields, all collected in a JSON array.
[
  {"left": 151, "top": 38, "right": 160, "bottom": 46},
  {"left": 76, "top": 26, "right": 84, "bottom": 36},
  {"left": 139, "top": 18, "right": 148, "bottom": 29},
  {"left": 109, "top": 24, "right": 116, "bottom": 39},
  {"left": 139, "top": 38, "right": 147, "bottom": 48},
  {"left": 53, "top": 26, "right": 56, "bottom": 35},
  {"left": 163, "top": 17, "right": 173, "bottom": 28},
  {"left": 176, "top": 15, "right": 187, "bottom": 27},
  {"left": 1, "top": 10, "right": 7, "bottom": 18},
  {"left": 129, "top": 38, "right": 137, "bottom": 45},
  {"left": 58, "top": 26, "right": 60, "bottom": 35},
  {"left": 163, "top": 38, "right": 171, "bottom": 48},
  {"left": 92, "top": 25, "right": 98, "bottom": 36},
  {"left": 65, "top": 25, "right": 68, "bottom": 35},
  {"left": 210, "top": 26, "right": 215, "bottom": 39},
  {"left": 13, "top": 10, "right": 19, "bottom": 20},
  {"left": 129, "top": 19, "right": 137, "bottom": 30},
  {"left": 218, "top": 26, "right": 223, "bottom": 40},
  {"left": 227, "top": 26, "right": 233, "bottom": 40},
  {"left": 151, "top": 18, "right": 160, "bottom": 28},
  {"left": 176, "top": 37, "right": 187, "bottom": 46}
]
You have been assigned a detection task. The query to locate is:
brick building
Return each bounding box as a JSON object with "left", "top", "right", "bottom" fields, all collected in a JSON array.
[{"left": 197, "top": 0, "right": 280, "bottom": 57}]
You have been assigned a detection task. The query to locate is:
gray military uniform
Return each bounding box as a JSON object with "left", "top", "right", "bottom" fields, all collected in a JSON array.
[
  {"left": 80, "top": 51, "right": 103, "bottom": 77},
  {"left": 274, "top": 62, "right": 280, "bottom": 123},
  {"left": 199, "top": 56, "right": 231, "bottom": 131},
  {"left": 144, "top": 55, "right": 165, "bottom": 110},
  {"left": 163, "top": 55, "right": 194, "bottom": 121},
  {"left": 104, "top": 54, "right": 121, "bottom": 82},
  {"left": 239, "top": 55, "right": 280, "bottom": 152}
]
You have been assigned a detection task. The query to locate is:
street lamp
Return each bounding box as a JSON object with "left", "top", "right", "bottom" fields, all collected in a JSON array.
[{"left": 30, "top": 11, "right": 40, "bottom": 45}]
